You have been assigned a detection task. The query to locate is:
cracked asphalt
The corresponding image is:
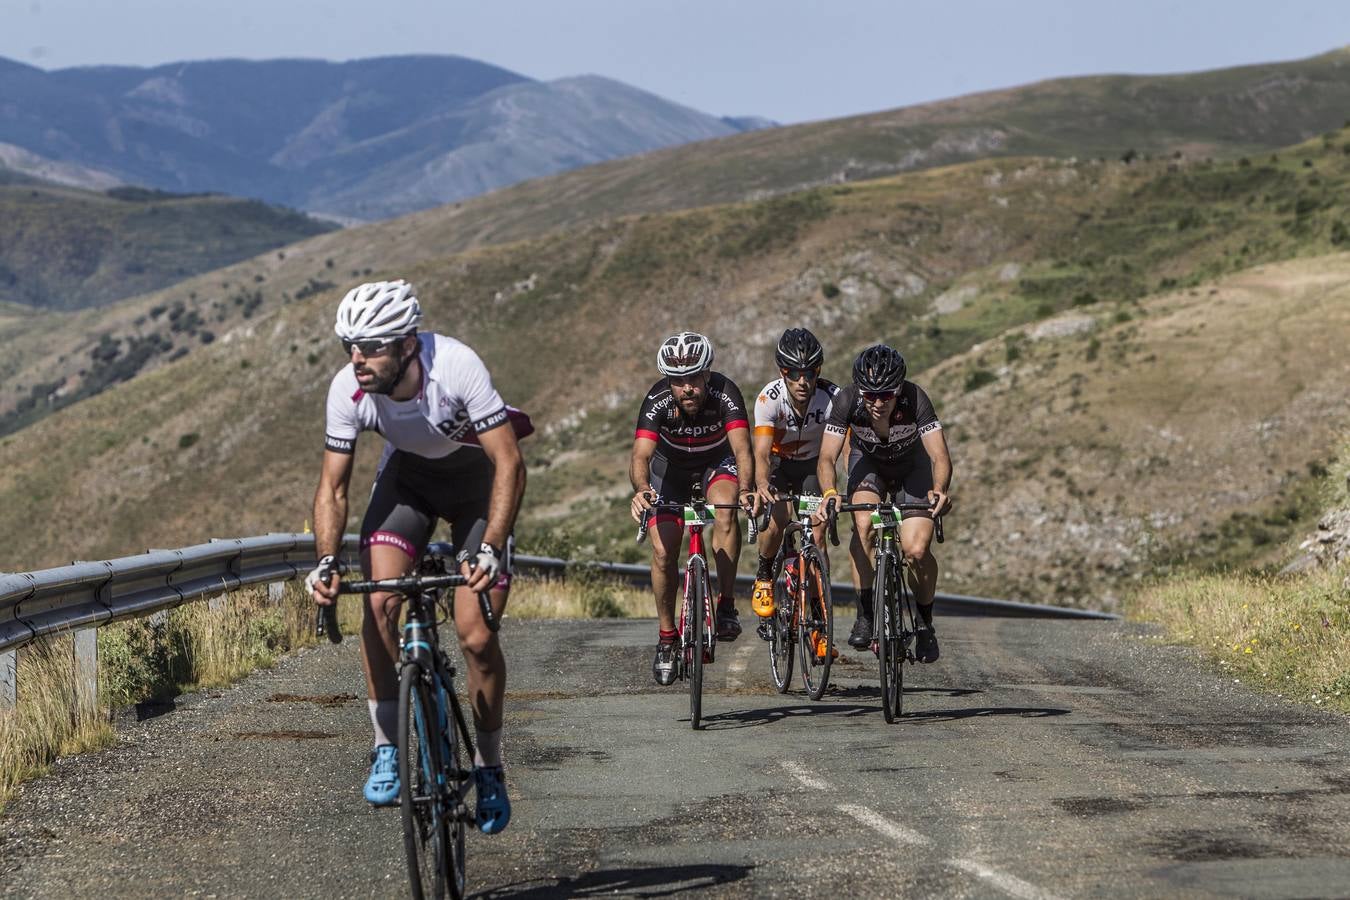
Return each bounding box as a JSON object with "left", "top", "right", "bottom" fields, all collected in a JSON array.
[{"left": 2, "top": 612, "right": 1348, "bottom": 898}]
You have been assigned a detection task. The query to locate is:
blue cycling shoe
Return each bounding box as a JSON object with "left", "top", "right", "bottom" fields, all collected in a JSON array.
[
  {"left": 364, "top": 744, "right": 400, "bottom": 806},
  {"left": 474, "top": 765, "right": 511, "bottom": 834}
]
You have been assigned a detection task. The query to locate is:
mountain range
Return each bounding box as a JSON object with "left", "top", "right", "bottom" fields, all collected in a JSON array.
[{"left": 0, "top": 55, "right": 769, "bottom": 220}]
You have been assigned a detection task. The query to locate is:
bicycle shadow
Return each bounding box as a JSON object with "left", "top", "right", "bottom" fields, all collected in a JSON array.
[
  {"left": 698, "top": 702, "right": 879, "bottom": 729},
  {"left": 476, "top": 862, "right": 751, "bottom": 898},
  {"left": 827, "top": 684, "right": 984, "bottom": 700}
]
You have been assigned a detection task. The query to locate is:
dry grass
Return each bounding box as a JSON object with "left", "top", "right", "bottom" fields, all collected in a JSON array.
[
  {"left": 1129, "top": 565, "right": 1350, "bottom": 713},
  {"left": 0, "top": 637, "right": 115, "bottom": 808},
  {"left": 507, "top": 571, "right": 651, "bottom": 620}
]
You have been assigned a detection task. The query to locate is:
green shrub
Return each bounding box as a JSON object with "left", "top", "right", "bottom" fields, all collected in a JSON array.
[{"left": 964, "top": 369, "right": 997, "bottom": 392}]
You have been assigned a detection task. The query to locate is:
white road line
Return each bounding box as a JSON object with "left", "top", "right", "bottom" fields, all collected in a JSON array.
[
  {"left": 950, "top": 859, "right": 1065, "bottom": 900},
  {"left": 780, "top": 760, "right": 831, "bottom": 791},
  {"left": 787, "top": 763, "right": 1061, "bottom": 900},
  {"left": 836, "top": 804, "right": 931, "bottom": 846}
]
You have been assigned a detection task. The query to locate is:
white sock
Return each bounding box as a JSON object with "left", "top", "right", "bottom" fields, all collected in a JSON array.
[
  {"left": 369, "top": 699, "right": 398, "bottom": 748},
  {"left": 474, "top": 726, "right": 503, "bottom": 768}
]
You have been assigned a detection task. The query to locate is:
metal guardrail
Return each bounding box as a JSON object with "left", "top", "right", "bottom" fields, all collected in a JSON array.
[{"left": 0, "top": 533, "right": 1116, "bottom": 708}]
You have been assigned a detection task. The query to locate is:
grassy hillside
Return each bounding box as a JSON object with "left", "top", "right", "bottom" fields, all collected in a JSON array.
[
  {"left": 2, "top": 127, "right": 1348, "bottom": 611},
  {"left": 0, "top": 181, "right": 335, "bottom": 312}
]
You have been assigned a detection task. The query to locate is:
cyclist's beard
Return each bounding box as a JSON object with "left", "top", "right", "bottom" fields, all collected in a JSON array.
[
  {"left": 676, "top": 390, "right": 705, "bottom": 419},
  {"left": 354, "top": 349, "right": 406, "bottom": 396}
]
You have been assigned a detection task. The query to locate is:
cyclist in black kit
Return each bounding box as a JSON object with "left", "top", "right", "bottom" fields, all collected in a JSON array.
[
  {"left": 816, "top": 344, "right": 953, "bottom": 661},
  {"left": 629, "top": 332, "right": 758, "bottom": 685}
]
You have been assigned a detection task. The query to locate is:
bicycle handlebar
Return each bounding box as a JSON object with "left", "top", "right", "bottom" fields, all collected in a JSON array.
[
  {"left": 635, "top": 501, "right": 759, "bottom": 545},
  {"left": 829, "top": 501, "right": 945, "bottom": 545}
]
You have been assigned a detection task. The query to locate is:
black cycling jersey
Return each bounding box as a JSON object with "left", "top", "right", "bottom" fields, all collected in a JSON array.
[
  {"left": 824, "top": 381, "right": 942, "bottom": 464},
  {"left": 635, "top": 371, "right": 749, "bottom": 469}
]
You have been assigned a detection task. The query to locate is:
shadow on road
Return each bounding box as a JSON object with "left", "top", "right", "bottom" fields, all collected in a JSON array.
[
  {"left": 699, "top": 703, "right": 879, "bottom": 728},
  {"left": 476, "top": 862, "right": 751, "bottom": 898},
  {"left": 899, "top": 705, "right": 1071, "bottom": 722},
  {"left": 828, "top": 684, "right": 985, "bottom": 700}
]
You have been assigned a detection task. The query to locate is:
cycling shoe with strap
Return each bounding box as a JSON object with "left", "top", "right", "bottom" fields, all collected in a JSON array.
[
  {"left": 716, "top": 603, "right": 742, "bottom": 642},
  {"left": 364, "top": 744, "right": 400, "bottom": 806},
  {"left": 474, "top": 765, "right": 511, "bottom": 835},
  {"left": 652, "top": 641, "right": 679, "bottom": 685},
  {"left": 750, "top": 579, "right": 775, "bottom": 617}
]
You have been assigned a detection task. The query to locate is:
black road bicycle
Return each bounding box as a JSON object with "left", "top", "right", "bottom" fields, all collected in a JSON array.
[
  {"left": 832, "top": 503, "right": 944, "bottom": 723},
  {"left": 327, "top": 542, "right": 494, "bottom": 899}
]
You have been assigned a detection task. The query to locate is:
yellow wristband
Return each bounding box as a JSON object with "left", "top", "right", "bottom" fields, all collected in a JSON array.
[{"left": 821, "top": 488, "right": 839, "bottom": 500}]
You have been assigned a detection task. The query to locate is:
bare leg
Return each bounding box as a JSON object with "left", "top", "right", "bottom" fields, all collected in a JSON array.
[
  {"left": 707, "top": 477, "right": 741, "bottom": 598},
  {"left": 649, "top": 519, "right": 683, "bottom": 632}
]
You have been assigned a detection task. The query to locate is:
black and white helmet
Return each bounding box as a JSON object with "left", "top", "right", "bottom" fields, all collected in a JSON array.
[
  {"left": 334, "top": 280, "right": 422, "bottom": 341},
  {"left": 656, "top": 331, "right": 714, "bottom": 376},
  {"left": 852, "top": 344, "right": 907, "bottom": 392},
  {"left": 775, "top": 328, "right": 824, "bottom": 370}
]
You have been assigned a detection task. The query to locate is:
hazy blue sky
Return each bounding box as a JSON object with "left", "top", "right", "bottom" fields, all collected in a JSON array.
[{"left": 5, "top": 0, "right": 1348, "bottom": 123}]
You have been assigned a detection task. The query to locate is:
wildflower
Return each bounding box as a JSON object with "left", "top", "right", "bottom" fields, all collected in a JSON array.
[{"left": 1244, "top": 647, "right": 1254, "bottom": 655}]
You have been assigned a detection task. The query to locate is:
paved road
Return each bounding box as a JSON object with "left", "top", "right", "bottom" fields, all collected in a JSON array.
[{"left": 3, "top": 613, "right": 1348, "bottom": 898}]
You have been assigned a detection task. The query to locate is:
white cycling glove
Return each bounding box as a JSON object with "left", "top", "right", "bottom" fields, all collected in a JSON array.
[
  {"left": 305, "top": 554, "right": 343, "bottom": 594},
  {"left": 458, "top": 542, "right": 502, "bottom": 584}
]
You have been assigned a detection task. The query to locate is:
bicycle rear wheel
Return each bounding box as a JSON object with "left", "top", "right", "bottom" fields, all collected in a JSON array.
[
  {"left": 875, "top": 550, "right": 902, "bottom": 723},
  {"left": 686, "top": 555, "right": 708, "bottom": 730},
  {"left": 796, "top": 547, "right": 834, "bottom": 701},
  {"left": 768, "top": 559, "right": 794, "bottom": 693},
  {"left": 398, "top": 661, "right": 452, "bottom": 900}
]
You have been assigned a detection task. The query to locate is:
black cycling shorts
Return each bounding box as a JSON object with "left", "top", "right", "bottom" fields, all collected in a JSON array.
[
  {"left": 769, "top": 456, "right": 821, "bottom": 497},
  {"left": 362, "top": 449, "right": 513, "bottom": 584},
  {"left": 846, "top": 447, "right": 934, "bottom": 519},
  {"left": 648, "top": 451, "right": 739, "bottom": 523}
]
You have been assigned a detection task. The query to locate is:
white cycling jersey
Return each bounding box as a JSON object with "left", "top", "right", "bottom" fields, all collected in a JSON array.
[
  {"left": 324, "top": 333, "right": 525, "bottom": 462},
  {"left": 752, "top": 376, "right": 841, "bottom": 461}
]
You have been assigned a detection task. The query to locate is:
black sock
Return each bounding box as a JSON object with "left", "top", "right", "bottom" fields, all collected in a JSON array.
[
  {"left": 756, "top": 556, "right": 775, "bottom": 580},
  {"left": 718, "top": 595, "right": 736, "bottom": 612},
  {"left": 857, "top": 588, "right": 874, "bottom": 619},
  {"left": 918, "top": 603, "right": 934, "bottom": 629}
]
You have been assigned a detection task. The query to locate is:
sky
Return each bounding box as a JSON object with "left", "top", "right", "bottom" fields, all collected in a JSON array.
[{"left": 4, "top": 0, "right": 1348, "bottom": 124}]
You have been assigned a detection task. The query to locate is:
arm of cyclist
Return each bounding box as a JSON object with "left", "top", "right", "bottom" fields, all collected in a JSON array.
[
  {"left": 461, "top": 421, "right": 526, "bottom": 592},
  {"left": 629, "top": 433, "right": 658, "bottom": 522},
  {"left": 728, "top": 419, "right": 758, "bottom": 516},
  {"left": 308, "top": 448, "right": 354, "bottom": 604},
  {"left": 751, "top": 427, "right": 778, "bottom": 509},
  {"left": 814, "top": 427, "right": 848, "bottom": 525},
  {"left": 921, "top": 427, "right": 953, "bottom": 517}
]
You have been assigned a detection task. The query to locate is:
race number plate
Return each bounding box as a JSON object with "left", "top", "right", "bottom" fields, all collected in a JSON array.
[
  {"left": 683, "top": 506, "right": 715, "bottom": 526},
  {"left": 796, "top": 495, "right": 823, "bottom": 516}
]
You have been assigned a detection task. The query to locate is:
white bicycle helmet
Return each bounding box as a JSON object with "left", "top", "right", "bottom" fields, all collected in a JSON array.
[
  {"left": 656, "top": 331, "right": 714, "bottom": 376},
  {"left": 334, "top": 280, "right": 422, "bottom": 341}
]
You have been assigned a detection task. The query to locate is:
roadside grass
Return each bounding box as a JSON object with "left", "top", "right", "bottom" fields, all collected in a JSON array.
[
  {"left": 0, "top": 637, "right": 115, "bottom": 809},
  {"left": 1129, "top": 565, "right": 1350, "bottom": 714},
  {"left": 509, "top": 570, "right": 650, "bottom": 619}
]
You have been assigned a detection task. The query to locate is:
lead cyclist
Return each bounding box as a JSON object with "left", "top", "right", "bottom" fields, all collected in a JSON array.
[{"left": 306, "top": 280, "right": 527, "bottom": 834}]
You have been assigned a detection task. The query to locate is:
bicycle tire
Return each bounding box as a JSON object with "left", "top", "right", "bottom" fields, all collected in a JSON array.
[
  {"left": 797, "top": 546, "right": 834, "bottom": 701},
  {"left": 398, "top": 662, "right": 452, "bottom": 900},
  {"left": 441, "top": 675, "right": 468, "bottom": 900},
  {"left": 768, "top": 557, "right": 794, "bottom": 693},
  {"left": 686, "top": 555, "right": 707, "bottom": 730},
  {"left": 875, "top": 550, "right": 902, "bottom": 723}
]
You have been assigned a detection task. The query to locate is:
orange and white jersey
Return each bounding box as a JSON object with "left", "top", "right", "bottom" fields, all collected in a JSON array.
[{"left": 752, "top": 377, "right": 841, "bottom": 461}]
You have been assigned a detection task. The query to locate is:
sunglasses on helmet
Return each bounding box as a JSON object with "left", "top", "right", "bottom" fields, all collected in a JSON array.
[{"left": 342, "top": 337, "right": 402, "bottom": 356}]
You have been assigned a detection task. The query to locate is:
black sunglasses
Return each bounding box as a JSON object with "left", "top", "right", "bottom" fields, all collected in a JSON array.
[
  {"left": 780, "top": 367, "right": 819, "bottom": 382},
  {"left": 862, "top": 389, "right": 897, "bottom": 402},
  {"left": 342, "top": 337, "right": 401, "bottom": 356}
]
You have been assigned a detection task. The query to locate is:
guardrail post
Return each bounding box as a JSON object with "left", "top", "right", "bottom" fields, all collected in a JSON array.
[
  {"left": 268, "top": 582, "right": 285, "bottom": 603},
  {"left": 0, "top": 649, "right": 15, "bottom": 710},
  {"left": 73, "top": 628, "right": 98, "bottom": 718}
]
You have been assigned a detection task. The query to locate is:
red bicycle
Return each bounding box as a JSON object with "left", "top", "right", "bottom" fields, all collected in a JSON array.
[{"left": 637, "top": 494, "right": 758, "bottom": 729}]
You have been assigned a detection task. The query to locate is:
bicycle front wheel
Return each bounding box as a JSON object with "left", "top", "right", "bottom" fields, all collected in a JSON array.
[
  {"left": 875, "top": 550, "right": 902, "bottom": 723},
  {"left": 768, "top": 559, "right": 794, "bottom": 693},
  {"left": 398, "top": 661, "right": 452, "bottom": 900},
  {"left": 796, "top": 546, "right": 834, "bottom": 701},
  {"left": 686, "top": 555, "right": 708, "bottom": 730}
]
